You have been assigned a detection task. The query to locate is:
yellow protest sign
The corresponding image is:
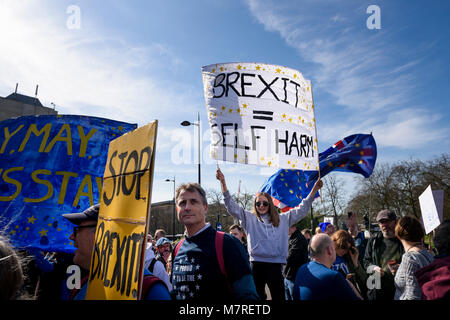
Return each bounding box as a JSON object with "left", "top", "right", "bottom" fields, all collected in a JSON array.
[{"left": 85, "top": 121, "right": 158, "bottom": 300}]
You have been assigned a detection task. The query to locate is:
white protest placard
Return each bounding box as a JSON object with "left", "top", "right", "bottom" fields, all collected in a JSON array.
[
  {"left": 432, "top": 189, "right": 444, "bottom": 222},
  {"left": 419, "top": 185, "right": 442, "bottom": 234},
  {"left": 201, "top": 62, "right": 319, "bottom": 170},
  {"left": 324, "top": 216, "right": 334, "bottom": 225}
]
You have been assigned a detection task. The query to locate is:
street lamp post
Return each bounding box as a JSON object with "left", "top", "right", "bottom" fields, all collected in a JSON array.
[
  {"left": 165, "top": 176, "right": 176, "bottom": 238},
  {"left": 181, "top": 112, "right": 201, "bottom": 185}
]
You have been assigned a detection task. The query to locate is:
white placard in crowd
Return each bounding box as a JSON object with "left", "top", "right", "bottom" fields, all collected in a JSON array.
[
  {"left": 432, "top": 189, "right": 444, "bottom": 222},
  {"left": 201, "top": 62, "right": 319, "bottom": 170},
  {"left": 419, "top": 185, "right": 442, "bottom": 234},
  {"left": 324, "top": 216, "right": 334, "bottom": 225}
]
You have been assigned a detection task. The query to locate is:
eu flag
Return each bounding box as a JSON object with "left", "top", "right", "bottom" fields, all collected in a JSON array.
[{"left": 260, "top": 134, "right": 377, "bottom": 211}]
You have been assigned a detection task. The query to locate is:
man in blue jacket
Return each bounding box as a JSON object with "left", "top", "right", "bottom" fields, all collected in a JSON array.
[{"left": 293, "top": 233, "right": 361, "bottom": 300}]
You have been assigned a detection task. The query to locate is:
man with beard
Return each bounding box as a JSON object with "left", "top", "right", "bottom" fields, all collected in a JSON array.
[
  {"left": 363, "top": 209, "right": 404, "bottom": 300},
  {"left": 155, "top": 237, "right": 172, "bottom": 270}
]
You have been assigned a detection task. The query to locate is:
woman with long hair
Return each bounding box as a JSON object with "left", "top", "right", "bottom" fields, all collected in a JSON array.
[
  {"left": 331, "top": 230, "right": 367, "bottom": 299},
  {"left": 216, "top": 168, "right": 322, "bottom": 300}
]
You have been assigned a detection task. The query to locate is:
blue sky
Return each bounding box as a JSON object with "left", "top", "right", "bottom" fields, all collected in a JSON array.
[{"left": 1, "top": 0, "right": 449, "bottom": 205}]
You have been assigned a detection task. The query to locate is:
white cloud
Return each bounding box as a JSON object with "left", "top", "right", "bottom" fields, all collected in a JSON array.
[
  {"left": 371, "top": 109, "right": 446, "bottom": 149},
  {"left": 245, "top": 0, "right": 445, "bottom": 150},
  {"left": 0, "top": 1, "right": 197, "bottom": 126}
]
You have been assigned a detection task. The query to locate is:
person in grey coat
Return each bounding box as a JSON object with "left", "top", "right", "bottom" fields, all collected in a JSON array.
[{"left": 216, "top": 168, "right": 322, "bottom": 300}]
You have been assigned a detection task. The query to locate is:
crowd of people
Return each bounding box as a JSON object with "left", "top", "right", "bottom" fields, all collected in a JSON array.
[{"left": 1, "top": 169, "right": 449, "bottom": 301}]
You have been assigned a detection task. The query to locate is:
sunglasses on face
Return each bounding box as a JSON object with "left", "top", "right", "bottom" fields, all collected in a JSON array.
[
  {"left": 255, "top": 201, "right": 269, "bottom": 207},
  {"left": 73, "top": 224, "right": 97, "bottom": 236}
]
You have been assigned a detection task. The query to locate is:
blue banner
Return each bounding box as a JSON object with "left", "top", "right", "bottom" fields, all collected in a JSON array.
[{"left": 0, "top": 115, "right": 136, "bottom": 253}]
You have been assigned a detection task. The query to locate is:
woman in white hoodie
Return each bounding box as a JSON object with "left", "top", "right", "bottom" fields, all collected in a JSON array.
[{"left": 216, "top": 168, "right": 322, "bottom": 300}]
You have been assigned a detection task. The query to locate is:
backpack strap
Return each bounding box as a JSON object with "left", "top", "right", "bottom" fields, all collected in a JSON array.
[
  {"left": 173, "top": 239, "right": 185, "bottom": 258},
  {"left": 149, "top": 258, "right": 157, "bottom": 273},
  {"left": 69, "top": 275, "right": 89, "bottom": 300},
  {"left": 215, "top": 231, "right": 227, "bottom": 277},
  {"left": 140, "top": 274, "right": 168, "bottom": 300},
  {"left": 215, "top": 231, "right": 233, "bottom": 295}
]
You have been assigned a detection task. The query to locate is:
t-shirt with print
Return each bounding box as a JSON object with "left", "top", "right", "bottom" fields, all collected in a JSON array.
[
  {"left": 171, "top": 225, "right": 252, "bottom": 300},
  {"left": 332, "top": 255, "right": 349, "bottom": 277}
]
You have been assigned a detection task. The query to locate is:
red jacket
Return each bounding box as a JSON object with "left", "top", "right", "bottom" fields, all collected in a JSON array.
[{"left": 414, "top": 255, "right": 450, "bottom": 300}]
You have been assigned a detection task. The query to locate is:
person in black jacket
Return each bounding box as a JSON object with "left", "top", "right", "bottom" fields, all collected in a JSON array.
[
  {"left": 283, "top": 225, "right": 309, "bottom": 300},
  {"left": 363, "top": 209, "right": 404, "bottom": 300}
]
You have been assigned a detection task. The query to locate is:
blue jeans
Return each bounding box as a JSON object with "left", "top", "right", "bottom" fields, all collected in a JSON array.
[{"left": 284, "top": 278, "right": 295, "bottom": 300}]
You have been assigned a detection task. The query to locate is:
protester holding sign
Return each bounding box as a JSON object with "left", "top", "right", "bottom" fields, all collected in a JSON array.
[
  {"left": 62, "top": 203, "right": 170, "bottom": 300},
  {"left": 216, "top": 168, "right": 322, "bottom": 300},
  {"left": 394, "top": 216, "right": 434, "bottom": 300}
]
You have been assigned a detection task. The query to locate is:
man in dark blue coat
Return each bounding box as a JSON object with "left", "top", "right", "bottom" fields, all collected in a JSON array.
[{"left": 171, "top": 183, "right": 259, "bottom": 300}]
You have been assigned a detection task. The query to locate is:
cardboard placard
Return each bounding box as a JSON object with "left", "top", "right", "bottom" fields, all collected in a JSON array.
[{"left": 85, "top": 121, "right": 157, "bottom": 300}]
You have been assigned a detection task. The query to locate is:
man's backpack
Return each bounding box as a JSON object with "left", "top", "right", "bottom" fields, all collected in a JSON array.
[
  {"left": 148, "top": 258, "right": 157, "bottom": 273},
  {"left": 173, "top": 231, "right": 233, "bottom": 294},
  {"left": 140, "top": 274, "right": 168, "bottom": 300}
]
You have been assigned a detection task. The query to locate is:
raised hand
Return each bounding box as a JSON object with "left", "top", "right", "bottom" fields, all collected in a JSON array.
[{"left": 216, "top": 168, "right": 228, "bottom": 193}]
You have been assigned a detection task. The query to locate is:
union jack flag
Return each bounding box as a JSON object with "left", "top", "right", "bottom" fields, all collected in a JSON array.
[{"left": 260, "top": 134, "right": 377, "bottom": 212}]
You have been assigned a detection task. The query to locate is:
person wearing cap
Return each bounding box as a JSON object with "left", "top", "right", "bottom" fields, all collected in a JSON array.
[
  {"left": 363, "top": 209, "right": 404, "bottom": 300},
  {"left": 62, "top": 204, "right": 101, "bottom": 300},
  {"left": 319, "top": 222, "right": 336, "bottom": 236},
  {"left": 152, "top": 229, "right": 166, "bottom": 250},
  {"left": 155, "top": 237, "right": 172, "bottom": 269},
  {"left": 63, "top": 204, "right": 171, "bottom": 300},
  {"left": 143, "top": 242, "right": 173, "bottom": 292}
]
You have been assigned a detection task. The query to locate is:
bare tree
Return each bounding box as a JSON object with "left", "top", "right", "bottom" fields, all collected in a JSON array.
[
  {"left": 233, "top": 190, "right": 254, "bottom": 211},
  {"left": 320, "top": 174, "right": 346, "bottom": 229},
  {"left": 348, "top": 153, "right": 450, "bottom": 223},
  {"left": 392, "top": 159, "right": 422, "bottom": 218}
]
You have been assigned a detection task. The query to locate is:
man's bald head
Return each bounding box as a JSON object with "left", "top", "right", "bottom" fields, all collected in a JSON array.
[{"left": 308, "top": 234, "right": 336, "bottom": 268}]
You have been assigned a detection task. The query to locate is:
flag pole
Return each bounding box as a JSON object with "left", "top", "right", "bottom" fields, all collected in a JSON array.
[
  {"left": 310, "top": 83, "right": 321, "bottom": 192},
  {"left": 310, "top": 82, "right": 321, "bottom": 229}
]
